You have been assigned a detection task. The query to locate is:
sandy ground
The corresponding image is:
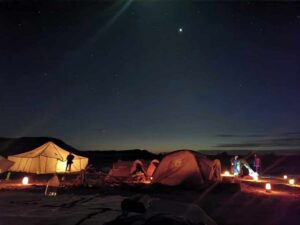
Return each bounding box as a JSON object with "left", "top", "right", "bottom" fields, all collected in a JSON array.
[
  {"left": 0, "top": 181, "right": 300, "bottom": 225},
  {"left": 0, "top": 191, "right": 124, "bottom": 225}
]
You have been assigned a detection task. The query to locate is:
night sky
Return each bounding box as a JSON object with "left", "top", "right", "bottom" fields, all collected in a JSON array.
[{"left": 0, "top": 1, "right": 300, "bottom": 152}]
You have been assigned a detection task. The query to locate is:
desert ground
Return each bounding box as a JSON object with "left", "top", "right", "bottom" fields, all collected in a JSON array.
[{"left": 1, "top": 176, "right": 300, "bottom": 225}]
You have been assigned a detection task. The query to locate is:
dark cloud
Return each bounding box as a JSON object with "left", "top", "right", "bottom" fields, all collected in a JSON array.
[
  {"left": 215, "top": 137, "right": 300, "bottom": 148},
  {"left": 216, "top": 134, "right": 269, "bottom": 138},
  {"left": 281, "top": 131, "right": 300, "bottom": 136},
  {"left": 217, "top": 131, "right": 300, "bottom": 139}
]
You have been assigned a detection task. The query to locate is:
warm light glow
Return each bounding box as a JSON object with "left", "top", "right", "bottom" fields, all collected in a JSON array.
[
  {"left": 221, "top": 171, "right": 234, "bottom": 177},
  {"left": 289, "top": 179, "right": 295, "bottom": 185},
  {"left": 56, "top": 160, "right": 68, "bottom": 173},
  {"left": 144, "top": 180, "right": 151, "bottom": 184},
  {"left": 150, "top": 177, "right": 153, "bottom": 180},
  {"left": 265, "top": 183, "right": 271, "bottom": 192},
  {"left": 224, "top": 171, "right": 230, "bottom": 176},
  {"left": 22, "top": 177, "right": 29, "bottom": 185},
  {"left": 283, "top": 175, "right": 288, "bottom": 179},
  {"left": 48, "top": 192, "right": 57, "bottom": 196},
  {"left": 249, "top": 171, "right": 259, "bottom": 180}
]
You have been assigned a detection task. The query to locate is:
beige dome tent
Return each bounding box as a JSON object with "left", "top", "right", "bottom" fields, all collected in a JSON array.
[
  {"left": 0, "top": 156, "right": 14, "bottom": 173},
  {"left": 8, "top": 142, "right": 89, "bottom": 174},
  {"left": 152, "top": 150, "right": 221, "bottom": 186}
]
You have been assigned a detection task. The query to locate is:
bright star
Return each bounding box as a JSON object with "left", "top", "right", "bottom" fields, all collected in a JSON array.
[{"left": 178, "top": 27, "right": 183, "bottom": 33}]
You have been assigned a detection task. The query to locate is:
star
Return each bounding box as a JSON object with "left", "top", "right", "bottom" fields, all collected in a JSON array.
[{"left": 178, "top": 27, "right": 183, "bottom": 33}]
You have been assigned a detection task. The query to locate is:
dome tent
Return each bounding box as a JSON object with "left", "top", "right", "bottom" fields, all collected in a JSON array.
[
  {"left": 108, "top": 160, "right": 147, "bottom": 178},
  {"left": 8, "top": 142, "right": 88, "bottom": 174},
  {"left": 152, "top": 150, "right": 221, "bottom": 186}
]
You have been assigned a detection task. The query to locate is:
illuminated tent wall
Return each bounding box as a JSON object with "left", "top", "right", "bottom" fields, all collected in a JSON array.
[
  {"left": 146, "top": 159, "right": 159, "bottom": 177},
  {"left": 108, "top": 160, "right": 147, "bottom": 178},
  {"left": 8, "top": 142, "right": 88, "bottom": 174},
  {"left": 0, "top": 155, "right": 14, "bottom": 173},
  {"left": 152, "top": 150, "right": 221, "bottom": 186}
]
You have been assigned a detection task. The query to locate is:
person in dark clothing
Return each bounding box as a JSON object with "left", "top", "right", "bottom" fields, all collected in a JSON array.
[
  {"left": 66, "top": 153, "right": 74, "bottom": 172},
  {"left": 253, "top": 154, "right": 261, "bottom": 174}
]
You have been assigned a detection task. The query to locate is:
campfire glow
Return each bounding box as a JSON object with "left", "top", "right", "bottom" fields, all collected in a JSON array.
[
  {"left": 22, "top": 177, "right": 29, "bottom": 185},
  {"left": 265, "top": 183, "right": 271, "bottom": 192}
]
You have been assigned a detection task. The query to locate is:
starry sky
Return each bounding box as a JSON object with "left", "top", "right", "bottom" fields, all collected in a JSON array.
[{"left": 0, "top": 0, "right": 300, "bottom": 152}]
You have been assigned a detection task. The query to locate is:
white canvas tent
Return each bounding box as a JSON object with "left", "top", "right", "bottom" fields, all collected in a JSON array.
[
  {"left": 0, "top": 156, "right": 14, "bottom": 173},
  {"left": 8, "top": 142, "right": 88, "bottom": 174}
]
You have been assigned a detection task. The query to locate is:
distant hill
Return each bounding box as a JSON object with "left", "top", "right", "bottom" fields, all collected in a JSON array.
[
  {"left": 82, "top": 149, "right": 160, "bottom": 168},
  {"left": 0, "top": 137, "right": 160, "bottom": 168},
  {"left": 0, "top": 137, "right": 80, "bottom": 156}
]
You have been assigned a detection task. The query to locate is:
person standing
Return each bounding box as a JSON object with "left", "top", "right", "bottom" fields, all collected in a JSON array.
[
  {"left": 231, "top": 155, "right": 240, "bottom": 176},
  {"left": 66, "top": 152, "right": 74, "bottom": 172},
  {"left": 253, "top": 154, "right": 261, "bottom": 174}
]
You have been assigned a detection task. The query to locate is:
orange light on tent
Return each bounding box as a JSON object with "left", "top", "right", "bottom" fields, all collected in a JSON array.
[
  {"left": 253, "top": 176, "right": 259, "bottom": 181},
  {"left": 22, "top": 177, "right": 29, "bottom": 185},
  {"left": 283, "top": 175, "right": 288, "bottom": 179},
  {"left": 289, "top": 179, "right": 295, "bottom": 185},
  {"left": 265, "top": 183, "right": 271, "bottom": 192}
]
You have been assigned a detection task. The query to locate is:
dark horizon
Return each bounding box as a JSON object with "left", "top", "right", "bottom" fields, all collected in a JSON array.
[
  {"left": 1, "top": 136, "right": 300, "bottom": 155},
  {"left": 1, "top": 1, "right": 300, "bottom": 152}
]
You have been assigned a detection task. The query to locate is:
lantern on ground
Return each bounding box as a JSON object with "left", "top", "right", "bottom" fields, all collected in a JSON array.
[
  {"left": 283, "top": 175, "right": 288, "bottom": 179},
  {"left": 22, "top": 177, "right": 29, "bottom": 185},
  {"left": 224, "top": 171, "right": 230, "bottom": 176},
  {"left": 265, "top": 183, "right": 271, "bottom": 193},
  {"left": 289, "top": 179, "right": 295, "bottom": 185}
]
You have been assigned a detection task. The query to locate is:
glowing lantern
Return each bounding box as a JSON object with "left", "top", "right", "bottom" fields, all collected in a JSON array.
[
  {"left": 265, "top": 183, "right": 271, "bottom": 192},
  {"left": 253, "top": 176, "right": 259, "bottom": 181},
  {"left": 224, "top": 171, "right": 230, "bottom": 176},
  {"left": 289, "top": 179, "right": 295, "bottom": 185},
  {"left": 22, "top": 177, "right": 29, "bottom": 185},
  {"left": 283, "top": 175, "right": 288, "bottom": 179}
]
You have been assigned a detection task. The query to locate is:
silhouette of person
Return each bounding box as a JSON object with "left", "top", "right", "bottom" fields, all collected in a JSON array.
[
  {"left": 253, "top": 154, "right": 261, "bottom": 173},
  {"left": 231, "top": 155, "right": 240, "bottom": 176},
  {"left": 66, "top": 153, "right": 74, "bottom": 172}
]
